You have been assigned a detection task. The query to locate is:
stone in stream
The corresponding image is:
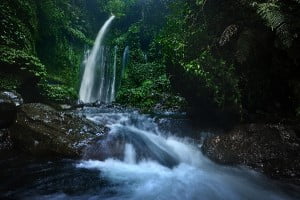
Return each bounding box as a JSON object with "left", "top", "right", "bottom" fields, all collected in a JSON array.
[
  {"left": 0, "top": 91, "right": 23, "bottom": 128},
  {"left": 202, "top": 123, "right": 300, "bottom": 185},
  {"left": 83, "top": 124, "right": 180, "bottom": 168},
  {"left": 9, "top": 103, "right": 106, "bottom": 158}
]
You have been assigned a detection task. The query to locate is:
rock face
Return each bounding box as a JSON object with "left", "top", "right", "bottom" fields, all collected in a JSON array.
[
  {"left": 0, "top": 91, "right": 23, "bottom": 128},
  {"left": 202, "top": 123, "right": 300, "bottom": 185},
  {"left": 0, "top": 129, "right": 13, "bottom": 151},
  {"left": 9, "top": 103, "right": 106, "bottom": 157}
]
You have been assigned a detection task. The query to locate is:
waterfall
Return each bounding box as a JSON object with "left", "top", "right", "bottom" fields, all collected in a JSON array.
[
  {"left": 143, "top": 52, "right": 148, "bottom": 63},
  {"left": 79, "top": 15, "right": 115, "bottom": 103},
  {"left": 110, "top": 46, "right": 118, "bottom": 102},
  {"left": 117, "top": 46, "right": 129, "bottom": 89},
  {"left": 121, "top": 46, "right": 129, "bottom": 78},
  {"left": 83, "top": 48, "right": 90, "bottom": 66}
]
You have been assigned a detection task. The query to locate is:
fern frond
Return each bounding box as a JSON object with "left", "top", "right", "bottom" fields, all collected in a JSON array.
[
  {"left": 257, "top": 3, "right": 283, "bottom": 30},
  {"left": 256, "top": 2, "right": 293, "bottom": 48}
]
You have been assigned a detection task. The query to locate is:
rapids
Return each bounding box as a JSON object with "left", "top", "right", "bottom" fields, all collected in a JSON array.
[{"left": 0, "top": 106, "right": 298, "bottom": 200}]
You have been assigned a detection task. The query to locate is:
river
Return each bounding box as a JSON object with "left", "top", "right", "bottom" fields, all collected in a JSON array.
[{"left": 0, "top": 106, "right": 298, "bottom": 200}]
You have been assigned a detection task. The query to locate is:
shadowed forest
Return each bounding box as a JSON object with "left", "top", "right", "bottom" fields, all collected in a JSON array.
[{"left": 0, "top": 0, "right": 299, "bottom": 199}]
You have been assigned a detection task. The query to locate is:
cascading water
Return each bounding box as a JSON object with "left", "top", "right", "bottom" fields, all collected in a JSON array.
[
  {"left": 75, "top": 107, "right": 298, "bottom": 200},
  {"left": 79, "top": 16, "right": 115, "bottom": 103},
  {"left": 109, "top": 46, "right": 117, "bottom": 102},
  {"left": 1, "top": 106, "right": 299, "bottom": 199},
  {"left": 121, "top": 46, "right": 129, "bottom": 77},
  {"left": 143, "top": 52, "right": 148, "bottom": 62},
  {"left": 116, "top": 46, "right": 129, "bottom": 90}
]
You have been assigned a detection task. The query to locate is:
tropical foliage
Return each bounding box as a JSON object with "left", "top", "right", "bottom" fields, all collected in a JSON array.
[{"left": 0, "top": 0, "right": 299, "bottom": 118}]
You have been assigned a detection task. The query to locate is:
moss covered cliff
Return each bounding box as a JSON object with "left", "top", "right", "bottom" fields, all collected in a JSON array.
[{"left": 0, "top": 0, "right": 107, "bottom": 102}]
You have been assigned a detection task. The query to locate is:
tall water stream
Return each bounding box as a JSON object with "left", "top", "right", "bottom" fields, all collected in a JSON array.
[{"left": 79, "top": 16, "right": 116, "bottom": 103}]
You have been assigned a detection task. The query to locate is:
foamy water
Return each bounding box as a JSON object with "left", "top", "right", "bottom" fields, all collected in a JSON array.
[{"left": 75, "top": 110, "right": 296, "bottom": 200}]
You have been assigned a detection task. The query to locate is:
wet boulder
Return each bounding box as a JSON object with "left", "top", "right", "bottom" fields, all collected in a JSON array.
[
  {"left": 0, "top": 91, "right": 23, "bottom": 128},
  {"left": 83, "top": 125, "right": 180, "bottom": 168},
  {"left": 202, "top": 123, "right": 300, "bottom": 185},
  {"left": 9, "top": 103, "right": 106, "bottom": 157}
]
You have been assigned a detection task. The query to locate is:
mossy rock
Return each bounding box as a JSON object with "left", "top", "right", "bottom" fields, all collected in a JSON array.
[{"left": 10, "top": 103, "right": 106, "bottom": 158}]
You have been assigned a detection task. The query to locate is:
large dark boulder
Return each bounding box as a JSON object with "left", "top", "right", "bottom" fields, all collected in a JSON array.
[
  {"left": 9, "top": 103, "right": 106, "bottom": 157},
  {"left": 0, "top": 91, "right": 23, "bottom": 128},
  {"left": 202, "top": 123, "right": 300, "bottom": 185},
  {"left": 0, "top": 129, "right": 12, "bottom": 151}
]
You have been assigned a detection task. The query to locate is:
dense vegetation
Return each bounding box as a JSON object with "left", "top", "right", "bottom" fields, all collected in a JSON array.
[
  {"left": 110, "top": 0, "right": 186, "bottom": 111},
  {"left": 0, "top": 0, "right": 299, "bottom": 121},
  {"left": 157, "top": 0, "right": 300, "bottom": 121},
  {"left": 1, "top": 0, "right": 106, "bottom": 102}
]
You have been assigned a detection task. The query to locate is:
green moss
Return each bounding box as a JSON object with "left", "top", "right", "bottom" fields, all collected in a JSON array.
[
  {"left": 0, "top": 0, "right": 98, "bottom": 102},
  {"left": 97, "top": 0, "right": 137, "bottom": 18},
  {"left": 0, "top": 47, "right": 46, "bottom": 79},
  {"left": 29, "top": 0, "right": 101, "bottom": 102},
  {"left": 0, "top": 0, "right": 38, "bottom": 52},
  {"left": 66, "top": 27, "right": 93, "bottom": 45},
  {"left": 38, "top": 83, "right": 77, "bottom": 103}
]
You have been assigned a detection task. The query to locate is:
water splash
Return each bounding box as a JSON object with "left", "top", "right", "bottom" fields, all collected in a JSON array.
[
  {"left": 79, "top": 16, "right": 115, "bottom": 103},
  {"left": 76, "top": 109, "right": 297, "bottom": 200},
  {"left": 124, "top": 143, "right": 136, "bottom": 164}
]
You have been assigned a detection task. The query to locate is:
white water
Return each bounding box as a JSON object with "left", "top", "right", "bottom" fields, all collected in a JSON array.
[
  {"left": 122, "top": 46, "right": 129, "bottom": 77},
  {"left": 124, "top": 143, "right": 136, "bottom": 164},
  {"left": 109, "top": 46, "right": 117, "bottom": 102},
  {"left": 79, "top": 16, "right": 115, "bottom": 103},
  {"left": 76, "top": 110, "right": 296, "bottom": 200},
  {"left": 116, "top": 46, "right": 129, "bottom": 90}
]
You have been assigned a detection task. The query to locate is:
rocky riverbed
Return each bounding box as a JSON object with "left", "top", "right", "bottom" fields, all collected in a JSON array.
[{"left": 1, "top": 90, "right": 300, "bottom": 188}]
